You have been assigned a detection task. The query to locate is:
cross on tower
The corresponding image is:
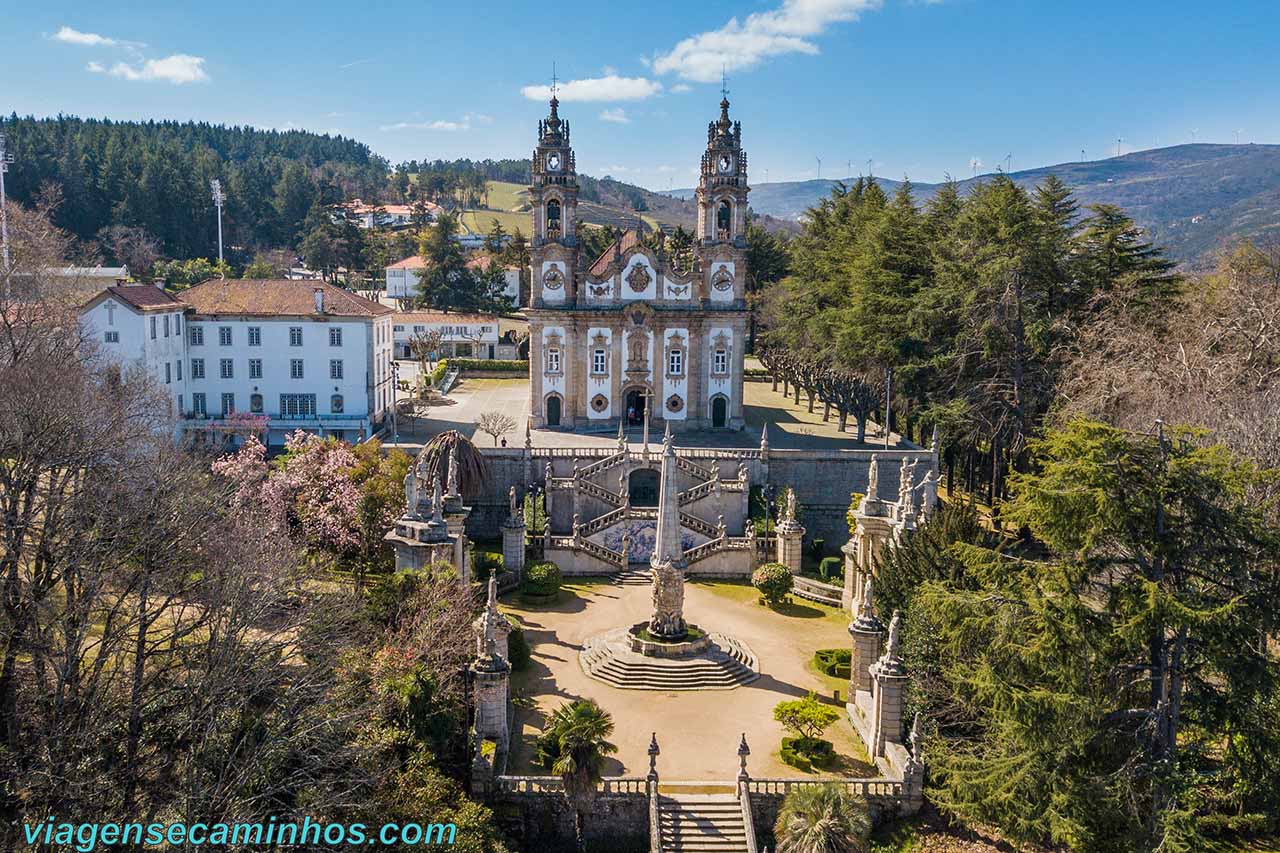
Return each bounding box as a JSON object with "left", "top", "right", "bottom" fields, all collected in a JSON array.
[
  {"left": 551, "top": 63, "right": 558, "bottom": 99},
  {"left": 720, "top": 65, "right": 729, "bottom": 101}
]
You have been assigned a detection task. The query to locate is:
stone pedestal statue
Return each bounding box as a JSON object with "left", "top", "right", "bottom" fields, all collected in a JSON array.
[
  {"left": 501, "top": 486, "right": 527, "bottom": 581},
  {"left": 775, "top": 486, "right": 805, "bottom": 575}
]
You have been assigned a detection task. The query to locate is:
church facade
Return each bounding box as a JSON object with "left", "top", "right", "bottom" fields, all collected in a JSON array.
[{"left": 526, "top": 93, "right": 750, "bottom": 432}]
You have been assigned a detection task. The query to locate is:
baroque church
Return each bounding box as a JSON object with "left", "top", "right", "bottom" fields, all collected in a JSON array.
[{"left": 527, "top": 91, "right": 750, "bottom": 432}]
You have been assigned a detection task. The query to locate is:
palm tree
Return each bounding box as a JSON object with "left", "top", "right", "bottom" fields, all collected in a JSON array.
[
  {"left": 540, "top": 699, "right": 617, "bottom": 853},
  {"left": 774, "top": 783, "right": 872, "bottom": 853},
  {"left": 418, "top": 429, "right": 488, "bottom": 495}
]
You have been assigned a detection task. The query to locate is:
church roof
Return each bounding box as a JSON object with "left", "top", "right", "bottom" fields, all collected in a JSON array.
[{"left": 587, "top": 229, "right": 641, "bottom": 277}]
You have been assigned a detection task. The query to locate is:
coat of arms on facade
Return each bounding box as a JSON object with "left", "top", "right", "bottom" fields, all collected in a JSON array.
[
  {"left": 626, "top": 263, "right": 653, "bottom": 293},
  {"left": 543, "top": 265, "right": 564, "bottom": 290},
  {"left": 588, "top": 282, "right": 612, "bottom": 298},
  {"left": 666, "top": 283, "right": 689, "bottom": 298},
  {"left": 711, "top": 264, "right": 734, "bottom": 292}
]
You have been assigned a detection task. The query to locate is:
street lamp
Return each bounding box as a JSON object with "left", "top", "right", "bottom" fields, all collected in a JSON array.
[
  {"left": 389, "top": 358, "right": 400, "bottom": 443},
  {"left": 0, "top": 133, "right": 13, "bottom": 276}
]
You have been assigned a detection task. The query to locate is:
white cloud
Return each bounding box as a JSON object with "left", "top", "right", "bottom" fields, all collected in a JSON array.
[
  {"left": 90, "top": 54, "right": 209, "bottom": 84},
  {"left": 670, "top": 83, "right": 692, "bottom": 93},
  {"left": 53, "top": 26, "right": 119, "bottom": 47},
  {"left": 339, "top": 57, "right": 375, "bottom": 69},
  {"left": 521, "top": 75, "right": 662, "bottom": 102},
  {"left": 652, "top": 0, "right": 885, "bottom": 82},
  {"left": 599, "top": 108, "right": 630, "bottom": 124},
  {"left": 969, "top": 157, "right": 982, "bottom": 172},
  {"left": 379, "top": 114, "right": 486, "bottom": 132}
]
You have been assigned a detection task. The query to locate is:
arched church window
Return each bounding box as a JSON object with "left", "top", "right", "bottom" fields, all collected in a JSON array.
[
  {"left": 716, "top": 200, "right": 732, "bottom": 240},
  {"left": 546, "top": 199, "right": 562, "bottom": 239}
]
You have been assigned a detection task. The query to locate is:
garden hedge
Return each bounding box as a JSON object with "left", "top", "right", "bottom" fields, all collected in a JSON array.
[
  {"left": 813, "top": 648, "right": 852, "bottom": 679},
  {"left": 780, "top": 736, "right": 835, "bottom": 771}
]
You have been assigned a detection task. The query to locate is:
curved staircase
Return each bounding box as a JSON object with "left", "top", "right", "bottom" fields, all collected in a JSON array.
[{"left": 580, "top": 629, "right": 759, "bottom": 690}]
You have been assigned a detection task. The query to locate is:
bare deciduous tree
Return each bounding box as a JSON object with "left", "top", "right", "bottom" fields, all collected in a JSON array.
[{"left": 476, "top": 410, "right": 518, "bottom": 446}]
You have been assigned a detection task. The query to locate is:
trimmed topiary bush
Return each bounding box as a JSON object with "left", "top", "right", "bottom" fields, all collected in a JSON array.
[
  {"left": 448, "top": 358, "right": 529, "bottom": 373},
  {"left": 813, "top": 648, "right": 852, "bottom": 679},
  {"left": 818, "top": 556, "right": 843, "bottom": 582},
  {"left": 780, "top": 736, "right": 836, "bottom": 771},
  {"left": 521, "top": 560, "right": 562, "bottom": 601},
  {"left": 753, "top": 562, "right": 794, "bottom": 607}
]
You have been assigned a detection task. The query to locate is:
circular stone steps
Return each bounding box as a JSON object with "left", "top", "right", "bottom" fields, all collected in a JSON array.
[{"left": 579, "top": 628, "right": 759, "bottom": 690}]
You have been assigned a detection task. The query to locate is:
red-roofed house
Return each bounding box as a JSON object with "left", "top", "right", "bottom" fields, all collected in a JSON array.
[{"left": 385, "top": 252, "right": 521, "bottom": 306}]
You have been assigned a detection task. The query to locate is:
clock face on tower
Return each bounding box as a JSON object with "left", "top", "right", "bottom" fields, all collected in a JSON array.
[
  {"left": 546, "top": 152, "right": 561, "bottom": 171},
  {"left": 717, "top": 154, "right": 733, "bottom": 174}
]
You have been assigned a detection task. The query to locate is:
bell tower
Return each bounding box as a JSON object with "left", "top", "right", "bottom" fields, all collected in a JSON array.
[
  {"left": 531, "top": 88, "right": 579, "bottom": 248},
  {"left": 695, "top": 82, "right": 749, "bottom": 248}
]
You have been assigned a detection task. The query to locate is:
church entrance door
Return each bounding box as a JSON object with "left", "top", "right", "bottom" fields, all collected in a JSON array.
[
  {"left": 546, "top": 395, "right": 562, "bottom": 427},
  {"left": 711, "top": 396, "right": 728, "bottom": 428},
  {"left": 624, "top": 389, "right": 647, "bottom": 426}
]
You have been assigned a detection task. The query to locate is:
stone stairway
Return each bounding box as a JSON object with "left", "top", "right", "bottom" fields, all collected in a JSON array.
[
  {"left": 580, "top": 630, "right": 758, "bottom": 690},
  {"left": 613, "top": 568, "right": 652, "bottom": 585},
  {"left": 657, "top": 794, "right": 750, "bottom": 853}
]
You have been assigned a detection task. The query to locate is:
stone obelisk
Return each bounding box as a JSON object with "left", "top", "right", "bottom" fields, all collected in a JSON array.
[{"left": 648, "top": 424, "right": 687, "bottom": 639}]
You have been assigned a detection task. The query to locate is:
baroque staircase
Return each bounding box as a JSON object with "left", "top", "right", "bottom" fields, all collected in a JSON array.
[
  {"left": 657, "top": 793, "right": 750, "bottom": 853},
  {"left": 580, "top": 629, "right": 758, "bottom": 690}
]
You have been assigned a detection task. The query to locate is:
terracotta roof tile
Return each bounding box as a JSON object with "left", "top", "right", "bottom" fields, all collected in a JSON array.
[
  {"left": 104, "top": 284, "right": 185, "bottom": 310},
  {"left": 182, "top": 279, "right": 392, "bottom": 318},
  {"left": 392, "top": 311, "right": 498, "bottom": 324},
  {"left": 588, "top": 229, "right": 641, "bottom": 277}
]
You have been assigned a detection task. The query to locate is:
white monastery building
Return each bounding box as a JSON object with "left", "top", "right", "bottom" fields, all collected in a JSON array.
[
  {"left": 390, "top": 311, "right": 500, "bottom": 360},
  {"left": 385, "top": 253, "right": 521, "bottom": 307},
  {"left": 80, "top": 279, "right": 395, "bottom": 447}
]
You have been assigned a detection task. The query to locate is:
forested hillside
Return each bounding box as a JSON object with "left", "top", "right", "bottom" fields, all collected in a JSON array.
[{"left": 0, "top": 116, "right": 389, "bottom": 258}]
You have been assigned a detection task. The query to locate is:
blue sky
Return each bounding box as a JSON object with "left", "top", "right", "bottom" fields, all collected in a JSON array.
[{"left": 5, "top": 1, "right": 1280, "bottom": 189}]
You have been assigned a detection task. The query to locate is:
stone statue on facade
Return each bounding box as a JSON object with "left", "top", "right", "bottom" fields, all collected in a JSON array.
[
  {"left": 403, "top": 468, "right": 418, "bottom": 518},
  {"left": 508, "top": 485, "right": 519, "bottom": 522},
  {"left": 867, "top": 454, "right": 880, "bottom": 500}
]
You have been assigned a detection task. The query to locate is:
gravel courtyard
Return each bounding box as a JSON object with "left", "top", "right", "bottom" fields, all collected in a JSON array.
[{"left": 502, "top": 578, "right": 876, "bottom": 781}]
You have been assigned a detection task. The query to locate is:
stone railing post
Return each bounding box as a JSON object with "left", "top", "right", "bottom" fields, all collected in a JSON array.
[
  {"left": 736, "top": 733, "right": 751, "bottom": 795},
  {"left": 869, "top": 610, "right": 907, "bottom": 758},
  {"left": 902, "top": 713, "right": 926, "bottom": 816},
  {"left": 501, "top": 486, "right": 527, "bottom": 583},
  {"left": 848, "top": 576, "right": 883, "bottom": 696}
]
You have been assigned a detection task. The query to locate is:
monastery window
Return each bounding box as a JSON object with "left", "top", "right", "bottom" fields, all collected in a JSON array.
[
  {"left": 218, "top": 326, "right": 232, "bottom": 346},
  {"left": 150, "top": 317, "right": 157, "bottom": 340},
  {"left": 330, "top": 359, "right": 344, "bottom": 380},
  {"left": 394, "top": 325, "right": 404, "bottom": 332},
  {"left": 248, "top": 326, "right": 261, "bottom": 346},
  {"left": 164, "top": 362, "right": 171, "bottom": 384},
  {"left": 546, "top": 347, "right": 562, "bottom": 374},
  {"left": 249, "top": 358, "right": 262, "bottom": 379},
  {"left": 280, "top": 393, "right": 317, "bottom": 418},
  {"left": 592, "top": 348, "right": 607, "bottom": 375},
  {"left": 163, "top": 315, "right": 170, "bottom": 337},
  {"left": 190, "top": 325, "right": 204, "bottom": 346},
  {"left": 714, "top": 348, "right": 728, "bottom": 375},
  {"left": 191, "top": 393, "right": 206, "bottom": 416},
  {"left": 290, "top": 359, "right": 304, "bottom": 379},
  {"left": 191, "top": 358, "right": 205, "bottom": 379},
  {"left": 176, "top": 360, "right": 182, "bottom": 381},
  {"left": 104, "top": 331, "right": 120, "bottom": 343},
  {"left": 174, "top": 315, "right": 180, "bottom": 335},
  {"left": 219, "top": 358, "right": 234, "bottom": 379},
  {"left": 220, "top": 393, "right": 235, "bottom": 416},
  {"left": 329, "top": 327, "right": 343, "bottom": 347},
  {"left": 668, "top": 348, "right": 683, "bottom": 377},
  {"left": 289, "top": 327, "right": 303, "bottom": 347}
]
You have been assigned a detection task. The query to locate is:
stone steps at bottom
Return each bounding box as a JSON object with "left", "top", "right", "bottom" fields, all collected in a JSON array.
[{"left": 657, "top": 795, "right": 748, "bottom": 853}]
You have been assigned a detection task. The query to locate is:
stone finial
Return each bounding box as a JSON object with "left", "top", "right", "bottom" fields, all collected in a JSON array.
[
  {"left": 859, "top": 576, "right": 876, "bottom": 622},
  {"left": 403, "top": 467, "right": 418, "bottom": 518},
  {"left": 617, "top": 419, "right": 627, "bottom": 449},
  {"left": 909, "top": 712, "right": 923, "bottom": 758},
  {"left": 431, "top": 475, "right": 444, "bottom": 524},
  {"left": 717, "top": 514, "right": 726, "bottom": 537},
  {"left": 878, "top": 609, "right": 905, "bottom": 673},
  {"left": 868, "top": 454, "right": 880, "bottom": 500},
  {"left": 525, "top": 417, "right": 533, "bottom": 451},
  {"left": 737, "top": 733, "right": 751, "bottom": 781},
  {"left": 738, "top": 460, "right": 749, "bottom": 483},
  {"left": 447, "top": 443, "right": 460, "bottom": 498},
  {"left": 760, "top": 423, "right": 769, "bottom": 453},
  {"left": 929, "top": 424, "right": 939, "bottom": 458},
  {"left": 662, "top": 420, "right": 673, "bottom": 453},
  {"left": 648, "top": 732, "right": 660, "bottom": 760}
]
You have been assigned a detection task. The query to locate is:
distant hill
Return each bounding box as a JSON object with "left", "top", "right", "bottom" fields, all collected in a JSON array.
[{"left": 669, "top": 144, "right": 1280, "bottom": 265}]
